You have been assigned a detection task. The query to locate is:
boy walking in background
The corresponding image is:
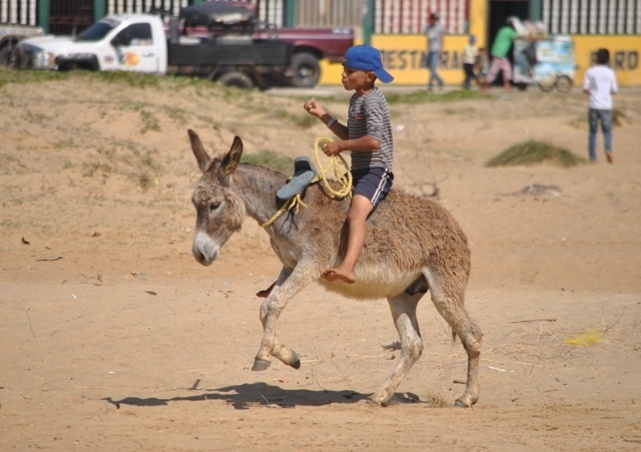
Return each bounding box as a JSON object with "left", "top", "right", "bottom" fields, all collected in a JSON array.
[
  {"left": 582, "top": 48, "right": 618, "bottom": 163},
  {"left": 476, "top": 47, "right": 490, "bottom": 85},
  {"left": 462, "top": 35, "right": 479, "bottom": 89}
]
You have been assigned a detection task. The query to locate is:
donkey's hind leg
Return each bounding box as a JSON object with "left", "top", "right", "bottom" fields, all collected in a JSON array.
[
  {"left": 428, "top": 272, "right": 482, "bottom": 407},
  {"left": 369, "top": 291, "right": 424, "bottom": 406}
]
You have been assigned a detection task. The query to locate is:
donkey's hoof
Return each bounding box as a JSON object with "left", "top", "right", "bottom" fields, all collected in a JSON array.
[
  {"left": 366, "top": 393, "right": 389, "bottom": 407},
  {"left": 365, "top": 398, "right": 381, "bottom": 407},
  {"left": 289, "top": 352, "right": 301, "bottom": 369},
  {"left": 454, "top": 394, "right": 476, "bottom": 408},
  {"left": 252, "top": 359, "right": 271, "bottom": 371}
]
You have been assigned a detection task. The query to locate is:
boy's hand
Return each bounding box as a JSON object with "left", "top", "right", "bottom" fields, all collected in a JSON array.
[
  {"left": 323, "top": 141, "right": 342, "bottom": 156},
  {"left": 304, "top": 98, "right": 326, "bottom": 118}
]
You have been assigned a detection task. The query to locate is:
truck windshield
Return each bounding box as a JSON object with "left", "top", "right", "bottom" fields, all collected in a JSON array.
[{"left": 75, "top": 19, "right": 120, "bottom": 42}]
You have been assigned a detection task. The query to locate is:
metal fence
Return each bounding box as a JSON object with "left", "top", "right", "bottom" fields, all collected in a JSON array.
[
  {"left": 293, "top": 0, "right": 362, "bottom": 28},
  {"left": 543, "top": 0, "right": 641, "bottom": 35},
  {"left": 0, "top": 0, "right": 37, "bottom": 25},
  {"left": 2, "top": 0, "right": 641, "bottom": 36},
  {"left": 106, "top": 0, "right": 189, "bottom": 17}
]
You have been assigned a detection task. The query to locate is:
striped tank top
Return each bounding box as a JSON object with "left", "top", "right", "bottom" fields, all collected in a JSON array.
[{"left": 347, "top": 86, "right": 394, "bottom": 172}]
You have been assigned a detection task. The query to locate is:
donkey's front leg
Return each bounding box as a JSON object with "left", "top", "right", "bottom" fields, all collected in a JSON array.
[{"left": 252, "top": 266, "right": 314, "bottom": 371}]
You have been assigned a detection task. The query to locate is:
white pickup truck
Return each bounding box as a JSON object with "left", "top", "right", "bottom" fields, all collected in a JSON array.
[{"left": 17, "top": 13, "right": 292, "bottom": 89}]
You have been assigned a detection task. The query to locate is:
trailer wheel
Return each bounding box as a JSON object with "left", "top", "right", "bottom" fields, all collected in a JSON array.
[
  {"left": 289, "top": 52, "right": 321, "bottom": 88},
  {"left": 217, "top": 71, "right": 254, "bottom": 89},
  {"left": 555, "top": 75, "right": 573, "bottom": 92},
  {"left": 538, "top": 80, "right": 555, "bottom": 92}
]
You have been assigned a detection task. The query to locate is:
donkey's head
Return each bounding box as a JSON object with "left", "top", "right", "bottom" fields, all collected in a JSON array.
[{"left": 188, "top": 129, "right": 246, "bottom": 266}]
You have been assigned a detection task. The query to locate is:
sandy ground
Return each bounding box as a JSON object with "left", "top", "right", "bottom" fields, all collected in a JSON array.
[{"left": 1, "top": 73, "right": 640, "bottom": 451}]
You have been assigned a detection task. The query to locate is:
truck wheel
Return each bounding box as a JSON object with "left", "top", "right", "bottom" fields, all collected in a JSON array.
[
  {"left": 0, "top": 46, "right": 23, "bottom": 68},
  {"left": 0, "top": 46, "right": 10, "bottom": 67},
  {"left": 217, "top": 71, "right": 254, "bottom": 89},
  {"left": 289, "top": 52, "right": 321, "bottom": 88}
]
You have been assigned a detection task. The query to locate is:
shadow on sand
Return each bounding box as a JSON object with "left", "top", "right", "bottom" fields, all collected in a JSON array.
[{"left": 103, "top": 381, "right": 424, "bottom": 410}]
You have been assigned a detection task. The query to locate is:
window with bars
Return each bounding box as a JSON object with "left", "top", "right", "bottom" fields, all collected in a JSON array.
[
  {"left": 543, "top": 0, "right": 641, "bottom": 35},
  {"left": 105, "top": 0, "right": 190, "bottom": 17},
  {"left": 373, "top": 0, "right": 469, "bottom": 34}
]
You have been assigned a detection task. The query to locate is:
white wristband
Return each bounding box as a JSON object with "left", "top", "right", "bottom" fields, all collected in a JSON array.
[{"left": 326, "top": 117, "right": 337, "bottom": 128}]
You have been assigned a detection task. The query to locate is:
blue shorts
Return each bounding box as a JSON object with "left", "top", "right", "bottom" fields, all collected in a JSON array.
[{"left": 352, "top": 167, "right": 394, "bottom": 208}]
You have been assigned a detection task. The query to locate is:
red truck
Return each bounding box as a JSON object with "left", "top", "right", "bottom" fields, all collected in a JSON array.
[{"left": 179, "top": 1, "right": 354, "bottom": 88}]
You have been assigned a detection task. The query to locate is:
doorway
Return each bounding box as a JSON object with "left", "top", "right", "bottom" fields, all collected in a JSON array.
[{"left": 487, "top": 0, "right": 530, "bottom": 85}]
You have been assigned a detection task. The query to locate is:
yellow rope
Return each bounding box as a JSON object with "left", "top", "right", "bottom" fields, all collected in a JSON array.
[
  {"left": 261, "top": 137, "right": 352, "bottom": 229},
  {"left": 261, "top": 194, "right": 307, "bottom": 228},
  {"left": 311, "top": 137, "right": 353, "bottom": 199}
]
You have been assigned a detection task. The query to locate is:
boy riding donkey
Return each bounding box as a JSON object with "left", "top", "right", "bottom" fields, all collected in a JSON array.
[{"left": 258, "top": 44, "right": 395, "bottom": 296}]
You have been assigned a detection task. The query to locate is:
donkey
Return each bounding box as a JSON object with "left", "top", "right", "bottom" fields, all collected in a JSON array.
[{"left": 188, "top": 129, "right": 482, "bottom": 407}]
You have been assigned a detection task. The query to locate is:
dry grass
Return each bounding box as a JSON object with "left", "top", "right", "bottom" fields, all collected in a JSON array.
[{"left": 486, "top": 140, "right": 587, "bottom": 168}]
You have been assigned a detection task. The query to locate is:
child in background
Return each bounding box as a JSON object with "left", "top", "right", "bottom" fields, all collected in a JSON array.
[
  {"left": 476, "top": 47, "right": 490, "bottom": 86},
  {"left": 582, "top": 48, "right": 618, "bottom": 163},
  {"left": 462, "top": 35, "right": 479, "bottom": 89}
]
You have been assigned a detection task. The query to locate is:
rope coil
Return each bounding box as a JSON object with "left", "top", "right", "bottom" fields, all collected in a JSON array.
[
  {"left": 311, "top": 137, "right": 352, "bottom": 199},
  {"left": 261, "top": 137, "right": 352, "bottom": 228}
]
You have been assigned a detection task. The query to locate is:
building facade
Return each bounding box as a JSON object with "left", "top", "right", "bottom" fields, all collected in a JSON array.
[{"left": 1, "top": 0, "right": 639, "bottom": 85}]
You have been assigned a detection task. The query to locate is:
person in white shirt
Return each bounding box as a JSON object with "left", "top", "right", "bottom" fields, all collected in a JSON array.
[{"left": 582, "top": 48, "right": 618, "bottom": 163}]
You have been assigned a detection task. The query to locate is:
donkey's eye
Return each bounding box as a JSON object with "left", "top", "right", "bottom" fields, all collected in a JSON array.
[{"left": 209, "top": 202, "right": 221, "bottom": 212}]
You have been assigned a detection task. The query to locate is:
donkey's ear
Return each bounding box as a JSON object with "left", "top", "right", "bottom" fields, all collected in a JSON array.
[
  {"left": 221, "top": 135, "right": 243, "bottom": 176},
  {"left": 188, "top": 129, "right": 212, "bottom": 173}
]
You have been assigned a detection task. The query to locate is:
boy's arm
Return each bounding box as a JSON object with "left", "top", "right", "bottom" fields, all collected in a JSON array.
[
  {"left": 320, "top": 113, "right": 349, "bottom": 140},
  {"left": 323, "top": 135, "right": 380, "bottom": 156}
]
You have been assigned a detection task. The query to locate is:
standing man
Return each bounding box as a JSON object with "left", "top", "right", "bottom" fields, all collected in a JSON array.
[
  {"left": 424, "top": 12, "right": 444, "bottom": 91},
  {"left": 582, "top": 48, "right": 618, "bottom": 163},
  {"left": 482, "top": 16, "right": 519, "bottom": 91}
]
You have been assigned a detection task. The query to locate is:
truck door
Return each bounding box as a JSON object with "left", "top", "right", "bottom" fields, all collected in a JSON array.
[{"left": 109, "top": 22, "right": 160, "bottom": 73}]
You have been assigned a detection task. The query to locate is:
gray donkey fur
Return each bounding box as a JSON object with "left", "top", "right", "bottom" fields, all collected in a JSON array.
[{"left": 188, "top": 129, "right": 482, "bottom": 407}]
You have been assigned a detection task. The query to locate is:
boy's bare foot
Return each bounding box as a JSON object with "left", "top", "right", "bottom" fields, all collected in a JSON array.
[
  {"left": 321, "top": 268, "right": 356, "bottom": 284},
  {"left": 606, "top": 153, "right": 613, "bottom": 164}
]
